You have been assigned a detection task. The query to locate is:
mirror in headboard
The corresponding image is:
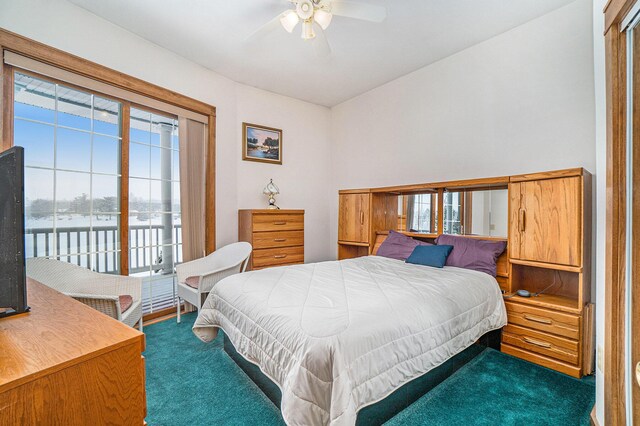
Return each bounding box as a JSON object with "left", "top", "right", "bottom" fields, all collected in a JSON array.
[
  {"left": 441, "top": 188, "right": 508, "bottom": 238},
  {"left": 396, "top": 187, "right": 508, "bottom": 238},
  {"left": 397, "top": 191, "right": 438, "bottom": 234}
]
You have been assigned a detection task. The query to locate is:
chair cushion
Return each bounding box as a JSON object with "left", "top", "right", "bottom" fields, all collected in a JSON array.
[
  {"left": 185, "top": 276, "right": 200, "bottom": 289},
  {"left": 119, "top": 295, "right": 133, "bottom": 313}
]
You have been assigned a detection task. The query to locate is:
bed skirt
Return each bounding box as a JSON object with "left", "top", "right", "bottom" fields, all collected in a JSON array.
[{"left": 223, "top": 328, "right": 502, "bottom": 425}]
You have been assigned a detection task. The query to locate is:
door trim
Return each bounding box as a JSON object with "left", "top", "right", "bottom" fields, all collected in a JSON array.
[{"left": 604, "top": 0, "right": 640, "bottom": 424}]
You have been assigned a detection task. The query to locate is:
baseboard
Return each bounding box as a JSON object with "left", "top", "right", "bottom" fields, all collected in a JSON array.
[{"left": 590, "top": 405, "right": 599, "bottom": 426}]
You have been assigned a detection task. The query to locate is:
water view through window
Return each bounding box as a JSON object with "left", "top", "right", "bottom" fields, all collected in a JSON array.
[
  {"left": 14, "top": 71, "right": 182, "bottom": 314},
  {"left": 14, "top": 72, "right": 122, "bottom": 272}
]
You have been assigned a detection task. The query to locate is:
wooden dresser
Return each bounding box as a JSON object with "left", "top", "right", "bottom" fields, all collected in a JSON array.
[
  {"left": 0, "top": 279, "right": 146, "bottom": 424},
  {"left": 239, "top": 209, "right": 305, "bottom": 270}
]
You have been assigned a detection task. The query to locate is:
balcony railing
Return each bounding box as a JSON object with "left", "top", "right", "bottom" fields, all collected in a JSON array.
[{"left": 25, "top": 224, "right": 182, "bottom": 275}]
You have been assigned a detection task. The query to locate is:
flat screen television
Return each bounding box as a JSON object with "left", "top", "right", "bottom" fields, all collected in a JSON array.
[{"left": 0, "top": 146, "right": 29, "bottom": 318}]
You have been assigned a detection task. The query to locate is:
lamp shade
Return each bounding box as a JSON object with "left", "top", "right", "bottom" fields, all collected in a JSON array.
[
  {"left": 314, "top": 9, "right": 333, "bottom": 30},
  {"left": 301, "top": 19, "right": 315, "bottom": 40},
  {"left": 280, "top": 10, "right": 299, "bottom": 33},
  {"left": 263, "top": 179, "right": 280, "bottom": 195}
]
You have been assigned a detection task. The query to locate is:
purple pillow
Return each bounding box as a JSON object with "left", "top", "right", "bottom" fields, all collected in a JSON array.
[
  {"left": 435, "top": 234, "right": 506, "bottom": 277},
  {"left": 377, "top": 230, "right": 432, "bottom": 261}
]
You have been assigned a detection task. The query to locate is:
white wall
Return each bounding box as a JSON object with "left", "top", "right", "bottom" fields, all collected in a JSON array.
[
  {"left": 468, "top": 190, "right": 508, "bottom": 237},
  {"left": 235, "top": 86, "right": 332, "bottom": 262},
  {"left": 593, "top": 0, "right": 607, "bottom": 423},
  {"left": 490, "top": 190, "right": 509, "bottom": 238},
  {"left": 470, "top": 192, "right": 489, "bottom": 236},
  {"left": 0, "top": 0, "right": 333, "bottom": 262},
  {"left": 330, "top": 0, "right": 596, "bottom": 257}
]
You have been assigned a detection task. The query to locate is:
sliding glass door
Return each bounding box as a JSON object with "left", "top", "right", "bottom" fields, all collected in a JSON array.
[
  {"left": 13, "top": 70, "right": 184, "bottom": 315},
  {"left": 13, "top": 71, "right": 122, "bottom": 273},
  {"left": 128, "top": 107, "right": 182, "bottom": 313},
  {"left": 443, "top": 191, "right": 462, "bottom": 234}
]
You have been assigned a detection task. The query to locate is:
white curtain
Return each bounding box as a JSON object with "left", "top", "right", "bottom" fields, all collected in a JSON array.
[{"left": 406, "top": 195, "right": 415, "bottom": 232}]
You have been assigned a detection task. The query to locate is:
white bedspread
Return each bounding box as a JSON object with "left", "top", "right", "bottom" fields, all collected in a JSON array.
[{"left": 193, "top": 256, "right": 507, "bottom": 425}]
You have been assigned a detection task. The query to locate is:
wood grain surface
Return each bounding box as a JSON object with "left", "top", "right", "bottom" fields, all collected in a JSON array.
[{"left": 0, "top": 279, "right": 146, "bottom": 424}]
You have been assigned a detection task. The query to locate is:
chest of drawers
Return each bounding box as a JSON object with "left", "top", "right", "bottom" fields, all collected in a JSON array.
[{"left": 238, "top": 209, "right": 305, "bottom": 270}]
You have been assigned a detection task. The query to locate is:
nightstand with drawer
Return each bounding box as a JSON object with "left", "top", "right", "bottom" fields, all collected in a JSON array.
[
  {"left": 501, "top": 297, "right": 587, "bottom": 377},
  {"left": 238, "top": 209, "right": 305, "bottom": 270}
]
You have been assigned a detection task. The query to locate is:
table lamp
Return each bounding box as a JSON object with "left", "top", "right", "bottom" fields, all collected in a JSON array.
[{"left": 263, "top": 179, "right": 280, "bottom": 209}]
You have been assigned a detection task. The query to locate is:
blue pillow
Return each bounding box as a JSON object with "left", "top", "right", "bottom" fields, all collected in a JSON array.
[{"left": 405, "top": 245, "right": 454, "bottom": 268}]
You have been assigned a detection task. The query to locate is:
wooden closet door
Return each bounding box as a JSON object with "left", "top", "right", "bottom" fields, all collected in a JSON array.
[
  {"left": 517, "top": 177, "right": 582, "bottom": 266},
  {"left": 338, "top": 193, "right": 370, "bottom": 243}
]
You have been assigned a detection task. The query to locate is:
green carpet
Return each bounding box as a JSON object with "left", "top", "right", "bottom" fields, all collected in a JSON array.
[
  {"left": 143, "top": 313, "right": 284, "bottom": 426},
  {"left": 384, "top": 349, "right": 595, "bottom": 426},
  {"left": 143, "top": 313, "right": 594, "bottom": 425}
]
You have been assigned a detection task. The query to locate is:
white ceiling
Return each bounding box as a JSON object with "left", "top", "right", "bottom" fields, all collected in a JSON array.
[{"left": 67, "top": 0, "right": 576, "bottom": 107}]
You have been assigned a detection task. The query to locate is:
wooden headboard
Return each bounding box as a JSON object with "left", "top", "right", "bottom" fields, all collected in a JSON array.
[{"left": 372, "top": 231, "right": 510, "bottom": 292}]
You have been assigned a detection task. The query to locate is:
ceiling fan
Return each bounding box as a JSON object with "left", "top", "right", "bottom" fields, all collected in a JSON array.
[{"left": 248, "top": 0, "right": 387, "bottom": 56}]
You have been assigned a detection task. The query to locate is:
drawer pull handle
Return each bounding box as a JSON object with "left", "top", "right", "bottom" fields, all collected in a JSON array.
[
  {"left": 522, "top": 337, "right": 552, "bottom": 349},
  {"left": 523, "top": 314, "right": 552, "bottom": 325},
  {"left": 519, "top": 209, "right": 526, "bottom": 232},
  {"left": 360, "top": 211, "right": 365, "bottom": 225},
  {"left": 273, "top": 222, "right": 287, "bottom": 226},
  {"left": 274, "top": 255, "right": 287, "bottom": 259},
  {"left": 274, "top": 238, "right": 287, "bottom": 242}
]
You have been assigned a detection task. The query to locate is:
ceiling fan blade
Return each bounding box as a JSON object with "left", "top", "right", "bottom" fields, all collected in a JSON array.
[
  {"left": 245, "top": 12, "right": 286, "bottom": 42},
  {"left": 330, "top": 1, "right": 387, "bottom": 23},
  {"left": 312, "top": 25, "right": 332, "bottom": 57}
]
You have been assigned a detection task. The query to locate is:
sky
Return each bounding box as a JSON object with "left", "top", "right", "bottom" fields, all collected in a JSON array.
[
  {"left": 247, "top": 126, "right": 280, "bottom": 145},
  {"left": 14, "top": 98, "right": 180, "bottom": 206}
]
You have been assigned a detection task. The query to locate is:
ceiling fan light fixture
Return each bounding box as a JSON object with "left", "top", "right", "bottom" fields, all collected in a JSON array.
[
  {"left": 296, "top": 0, "right": 314, "bottom": 20},
  {"left": 280, "top": 9, "right": 299, "bottom": 33},
  {"left": 301, "top": 19, "right": 315, "bottom": 40},
  {"left": 314, "top": 9, "right": 333, "bottom": 30}
]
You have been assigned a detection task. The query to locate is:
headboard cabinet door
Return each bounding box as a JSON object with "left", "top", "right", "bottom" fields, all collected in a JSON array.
[
  {"left": 338, "top": 193, "right": 370, "bottom": 244},
  {"left": 510, "top": 176, "right": 582, "bottom": 267}
]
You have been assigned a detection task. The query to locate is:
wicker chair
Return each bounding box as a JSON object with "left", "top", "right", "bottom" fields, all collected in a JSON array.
[
  {"left": 176, "top": 242, "right": 252, "bottom": 323},
  {"left": 26, "top": 257, "right": 143, "bottom": 330}
]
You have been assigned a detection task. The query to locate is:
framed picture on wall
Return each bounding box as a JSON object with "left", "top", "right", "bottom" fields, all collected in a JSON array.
[{"left": 242, "top": 122, "right": 282, "bottom": 165}]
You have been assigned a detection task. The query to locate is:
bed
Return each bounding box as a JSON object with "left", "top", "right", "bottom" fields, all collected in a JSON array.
[{"left": 192, "top": 254, "right": 507, "bottom": 425}]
